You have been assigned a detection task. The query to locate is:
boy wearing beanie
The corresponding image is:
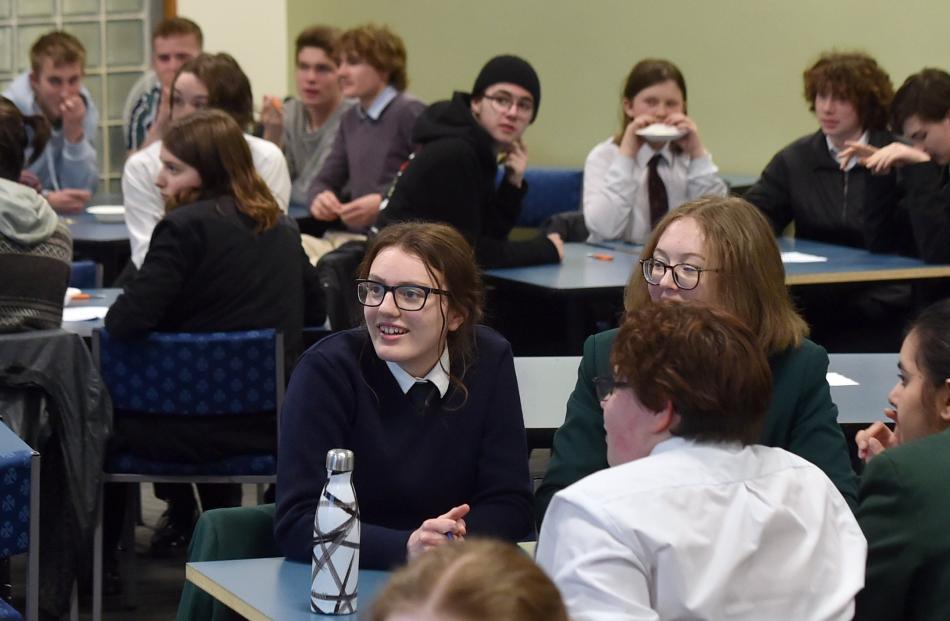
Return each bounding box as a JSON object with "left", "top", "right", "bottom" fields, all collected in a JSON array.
[{"left": 376, "top": 54, "right": 563, "bottom": 268}]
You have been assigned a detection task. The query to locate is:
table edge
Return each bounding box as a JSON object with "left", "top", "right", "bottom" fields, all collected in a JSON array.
[
  {"left": 185, "top": 562, "right": 271, "bottom": 621},
  {"left": 785, "top": 266, "right": 950, "bottom": 285}
]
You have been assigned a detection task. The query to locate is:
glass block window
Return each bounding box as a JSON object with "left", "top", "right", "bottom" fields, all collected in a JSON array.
[{"left": 0, "top": 0, "right": 157, "bottom": 193}]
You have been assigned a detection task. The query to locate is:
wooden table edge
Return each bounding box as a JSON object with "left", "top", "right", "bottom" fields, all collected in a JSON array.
[
  {"left": 786, "top": 267, "right": 950, "bottom": 285},
  {"left": 186, "top": 562, "right": 271, "bottom": 621}
]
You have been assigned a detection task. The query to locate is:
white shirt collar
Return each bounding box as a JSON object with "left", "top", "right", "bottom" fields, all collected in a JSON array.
[
  {"left": 649, "top": 436, "right": 744, "bottom": 457},
  {"left": 826, "top": 130, "right": 868, "bottom": 171},
  {"left": 386, "top": 347, "right": 451, "bottom": 398},
  {"left": 360, "top": 85, "right": 399, "bottom": 121},
  {"left": 635, "top": 141, "right": 674, "bottom": 167}
]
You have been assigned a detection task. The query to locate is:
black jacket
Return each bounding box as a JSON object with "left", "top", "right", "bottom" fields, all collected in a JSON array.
[
  {"left": 105, "top": 196, "right": 325, "bottom": 367},
  {"left": 745, "top": 129, "right": 911, "bottom": 253},
  {"left": 900, "top": 163, "right": 950, "bottom": 263},
  {"left": 377, "top": 91, "right": 559, "bottom": 268}
]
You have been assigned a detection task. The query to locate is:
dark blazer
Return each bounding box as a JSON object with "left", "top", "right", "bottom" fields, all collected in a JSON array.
[
  {"left": 745, "top": 129, "right": 910, "bottom": 253},
  {"left": 900, "top": 163, "right": 950, "bottom": 263},
  {"left": 105, "top": 196, "right": 324, "bottom": 366},
  {"left": 535, "top": 328, "right": 858, "bottom": 524},
  {"left": 855, "top": 428, "right": 950, "bottom": 621}
]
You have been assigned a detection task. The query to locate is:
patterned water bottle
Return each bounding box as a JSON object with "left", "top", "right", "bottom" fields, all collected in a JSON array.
[{"left": 311, "top": 448, "right": 360, "bottom": 614}]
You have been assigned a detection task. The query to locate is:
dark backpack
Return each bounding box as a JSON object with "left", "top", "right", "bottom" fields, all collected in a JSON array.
[{"left": 315, "top": 240, "right": 367, "bottom": 331}]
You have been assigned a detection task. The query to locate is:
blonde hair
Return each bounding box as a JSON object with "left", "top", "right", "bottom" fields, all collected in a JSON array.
[
  {"left": 625, "top": 196, "right": 808, "bottom": 355},
  {"left": 372, "top": 539, "right": 568, "bottom": 621}
]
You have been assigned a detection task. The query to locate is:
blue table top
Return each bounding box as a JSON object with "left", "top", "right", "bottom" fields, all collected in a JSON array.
[
  {"left": 62, "top": 210, "right": 130, "bottom": 243},
  {"left": 186, "top": 557, "right": 389, "bottom": 621},
  {"left": 484, "top": 239, "right": 950, "bottom": 291}
]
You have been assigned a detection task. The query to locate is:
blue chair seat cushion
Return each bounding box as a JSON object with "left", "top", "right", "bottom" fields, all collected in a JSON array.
[{"left": 105, "top": 452, "right": 276, "bottom": 477}]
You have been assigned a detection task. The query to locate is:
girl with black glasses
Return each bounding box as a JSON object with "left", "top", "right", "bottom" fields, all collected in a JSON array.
[{"left": 276, "top": 222, "right": 533, "bottom": 568}]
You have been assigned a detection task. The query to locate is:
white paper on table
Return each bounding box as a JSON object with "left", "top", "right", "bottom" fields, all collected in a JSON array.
[
  {"left": 62, "top": 306, "right": 110, "bottom": 322},
  {"left": 781, "top": 251, "right": 828, "bottom": 263},
  {"left": 826, "top": 372, "right": 859, "bottom": 387}
]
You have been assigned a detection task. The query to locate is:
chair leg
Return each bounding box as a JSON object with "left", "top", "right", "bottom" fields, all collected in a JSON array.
[
  {"left": 92, "top": 484, "right": 103, "bottom": 621},
  {"left": 121, "top": 483, "right": 138, "bottom": 609},
  {"left": 69, "top": 581, "right": 78, "bottom": 621}
]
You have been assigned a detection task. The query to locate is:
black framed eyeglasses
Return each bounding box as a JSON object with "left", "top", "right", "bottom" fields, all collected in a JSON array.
[
  {"left": 640, "top": 258, "right": 720, "bottom": 291},
  {"left": 356, "top": 279, "right": 449, "bottom": 312},
  {"left": 482, "top": 93, "right": 534, "bottom": 117},
  {"left": 593, "top": 376, "right": 630, "bottom": 402}
]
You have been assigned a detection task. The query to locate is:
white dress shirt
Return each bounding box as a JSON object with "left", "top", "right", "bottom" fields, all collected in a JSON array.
[
  {"left": 123, "top": 135, "right": 291, "bottom": 267},
  {"left": 536, "top": 437, "right": 866, "bottom": 621},
  {"left": 582, "top": 137, "right": 727, "bottom": 244},
  {"left": 386, "top": 347, "right": 451, "bottom": 398}
]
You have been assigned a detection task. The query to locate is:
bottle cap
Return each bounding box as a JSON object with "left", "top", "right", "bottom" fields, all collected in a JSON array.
[{"left": 326, "top": 448, "right": 354, "bottom": 472}]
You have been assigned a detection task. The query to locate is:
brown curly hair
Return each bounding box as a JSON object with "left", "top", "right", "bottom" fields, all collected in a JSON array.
[
  {"left": 803, "top": 51, "right": 893, "bottom": 131},
  {"left": 612, "top": 301, "right": 772, "bottom": 445}
]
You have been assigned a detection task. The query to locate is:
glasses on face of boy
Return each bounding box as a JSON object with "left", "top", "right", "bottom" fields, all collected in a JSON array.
[
  {"left": 640, "top": 258, "right": 720, "bottom": 291},
  {"left": 594, "top": 376, "right": 630, "bottom": 402},
  {"left": 481, "top": 93, "right": 534, "bottom": 118},
  {"left": 356, "top": 279, "right": 450, "bottom": 312}
]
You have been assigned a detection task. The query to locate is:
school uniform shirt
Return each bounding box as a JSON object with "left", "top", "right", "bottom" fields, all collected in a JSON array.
[
  {"left": 537, "top": 437, "right": 866, "bottom": 621},
  {"left": 282, "top": 97, "right": 355, "bottom": 206},
  {"left": 274, "top": 326, "right": 534, "bottom": 569},
  {"left": 122, "top": 135, "right": 290, "bottom": 268},
  {"left": 2, "top": 71, "right": 99, "bottom": 193},
  {"left": 535, "top": 329, "right": 859, "bottom": 523},
  {"left": 583, "top": 137, "right": 727, "bottom": 244}
]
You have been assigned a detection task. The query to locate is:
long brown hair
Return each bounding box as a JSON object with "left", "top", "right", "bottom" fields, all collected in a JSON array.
[
  {"left": 614, "top": 58, "right": 687, "bottom": 145},
  {"left": 0, "top": 96, "right": 50, "bottom": 181},
  {"left": 171, "top": 53, "right": 254, "bottom": 130},
  {"left": 625, "top": 196, "right": 808, "bottom": 355},
  {"left": 358, "top": 222, "right": 484, "bottom": 403},
  {"left": 372, "top": 539, "right": 568, "bottom": 621},
  {"left": 162, "top": 109, "right": 279, "bottom": 231}
]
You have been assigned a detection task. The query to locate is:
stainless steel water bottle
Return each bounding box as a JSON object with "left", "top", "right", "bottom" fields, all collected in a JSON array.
[{"left": 311, "top": 448, "right": 360, "bottom": 614}]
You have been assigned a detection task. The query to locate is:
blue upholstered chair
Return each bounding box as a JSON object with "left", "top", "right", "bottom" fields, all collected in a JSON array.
[
  {"left": 0, "top": 422, "right": 39, "bottom": 621},
  {"left": 68, "top": 260, "right": 103, "bottom": 289},
  {"left": 90, "top": 329, "right": 284, "bottom": 621},
  {"left": 514, "top": 167, "right": 584, "bottom": 227}
]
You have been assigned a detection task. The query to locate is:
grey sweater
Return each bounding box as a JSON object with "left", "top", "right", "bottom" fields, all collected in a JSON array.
[{"left": 0, "top": 178, "right": 73, "bottom": 332}]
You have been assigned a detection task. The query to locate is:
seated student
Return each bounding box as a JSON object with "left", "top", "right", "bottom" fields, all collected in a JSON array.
[
  {"left": 123, "top": 53, "right": 291, "bottom": 270},
  {"left": 535, "top": 196, "right": 858, "bottom": 523},
  {"left": 307, "top": 23, "right": 424, "bottom": 232},
  {"left": 746, "top": 51, "right": 903, "bottom": 251},
  {"left": 853, "top": 299, "right": 950, "bottom": 621},
  {"left": 260, "top": 25, "right": 354, "bottom": 206},
  {"left": 745, "top": 52, "right": 911, "bottom": 352},
  {"left": 583, "top": 58, "right": 727, "bottom": 244},
  {"left": 123, "top": 16, "right": 203, "bottom": 154},
  {"left": 841, "top": 68, "right": 950, "bottom": 264},
  {"left": 0, "top": 96, "right": 72, "bottom": 332},
  {"left": 376, "top": 55, "right": 563, "bottom": 268},
  {"left": 2, "top": 31, "right": 98, "bottom": 213},
  {"left": 275, "top": 222, "right": 534, "bottom": 569},
  {"left": 106, "top": 109, "right": 324, "bottom": 553},
  {"left": 536, "top": 302, "right": 866, "bottom": 621},
  {"left": 372, "top": 539, "right": 568, "bottom": 621}
]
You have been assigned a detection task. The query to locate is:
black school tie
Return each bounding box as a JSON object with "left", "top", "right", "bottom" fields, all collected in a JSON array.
[
  {"left": 648, "top": 154, "right": 669, "bottom": 228},
  {"left": 407, "top": 380, "right": 438, "bottom": 414}
]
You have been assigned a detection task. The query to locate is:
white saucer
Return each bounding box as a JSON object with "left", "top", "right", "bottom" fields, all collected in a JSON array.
[
  {"left": 87, "top": 205, "right": 125, "bottom": 223},
  {"left": 635, "top": 123, "right": 686, "bottom": 142}
]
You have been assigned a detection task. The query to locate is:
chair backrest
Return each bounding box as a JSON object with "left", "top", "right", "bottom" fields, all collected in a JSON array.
[
  {"left": 506, "top": 167, "right": 583, "bottom": 228},
  {"left": 93, "top": 329, "right": 284, "bottom": 417},
  {"left": 69, "top": 260, "right": 103, "bottom": 289}
]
